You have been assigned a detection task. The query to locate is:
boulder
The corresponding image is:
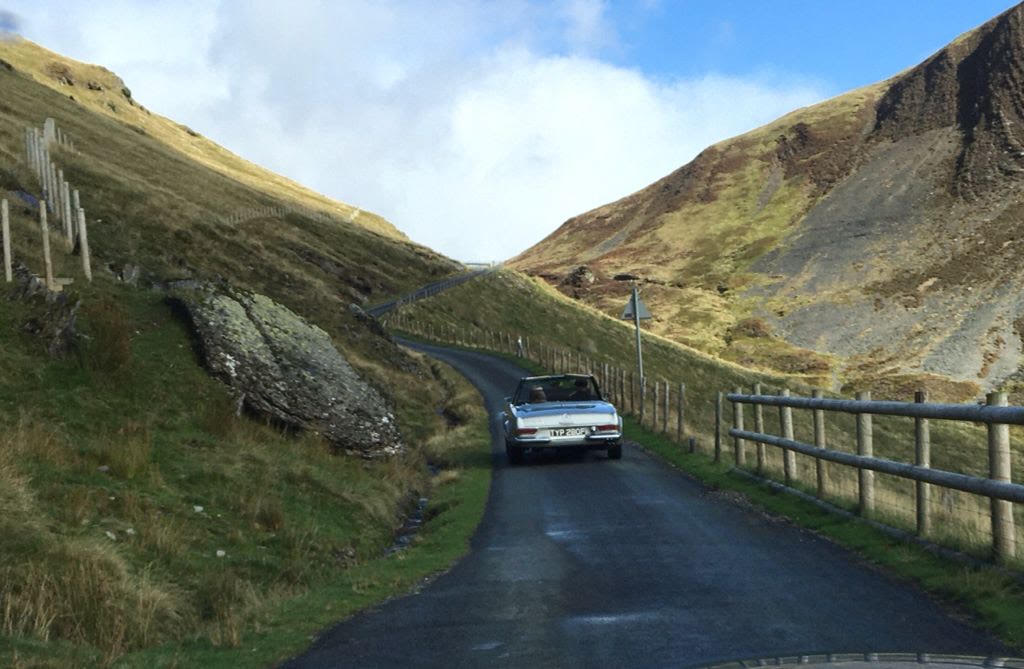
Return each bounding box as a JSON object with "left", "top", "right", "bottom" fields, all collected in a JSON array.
[
  {"left": 176, "top": 287, "right": 403, "bottom": 457},
  {"left": 561, "top": 265, "right": 595, "bottom": 288}
]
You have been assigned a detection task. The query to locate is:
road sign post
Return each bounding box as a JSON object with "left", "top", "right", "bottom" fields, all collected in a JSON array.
[{"left": 621, "top": 284, "right": 652, "bottom": 386}]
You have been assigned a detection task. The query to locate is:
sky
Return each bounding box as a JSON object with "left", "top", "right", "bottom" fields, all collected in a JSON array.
[{"left": 5, "top": 1, "right": 1020, "bottom": 262}]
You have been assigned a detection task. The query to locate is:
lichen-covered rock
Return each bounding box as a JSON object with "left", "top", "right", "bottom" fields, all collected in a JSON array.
[{"left": 177, "top": 287, "right": 403, "bottom": 457}]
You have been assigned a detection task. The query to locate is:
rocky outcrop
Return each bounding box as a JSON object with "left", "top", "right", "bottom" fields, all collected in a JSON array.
[
  {"left": 175, "top": 287, "right": 403, "bottom": 457},
  {"left": 8, "top": 261, "right": 79, "bottom": 357},
  {"left": 561, "top": 265, "right": 595, "bottom": 288}
]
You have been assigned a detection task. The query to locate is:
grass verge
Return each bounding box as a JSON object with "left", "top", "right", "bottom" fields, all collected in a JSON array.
[{"left": 104, "top": 355, "right": 493, "bottom": 669}]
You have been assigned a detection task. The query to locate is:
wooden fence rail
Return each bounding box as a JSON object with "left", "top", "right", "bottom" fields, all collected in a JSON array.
[{"left": 728, "top": 390, "right": 1020, "bottom": 564}]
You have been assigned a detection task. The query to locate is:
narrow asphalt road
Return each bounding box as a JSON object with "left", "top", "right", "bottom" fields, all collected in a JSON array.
[{"left": 284, "top": 341, "right": 1010, "bottom": 668}]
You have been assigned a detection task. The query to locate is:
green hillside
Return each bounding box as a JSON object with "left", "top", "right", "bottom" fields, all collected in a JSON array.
[{"left": 0, "top": 39, "right": 486, "bottom": 668}]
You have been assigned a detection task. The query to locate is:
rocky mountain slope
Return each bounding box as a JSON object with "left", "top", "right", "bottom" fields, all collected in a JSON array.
[{"left": 511, "top": 3, "right": 1024, "bottom": 399}]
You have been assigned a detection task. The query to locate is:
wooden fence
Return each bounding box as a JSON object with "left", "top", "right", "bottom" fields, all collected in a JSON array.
[
  {"left": 727, "top": 389, "right": 1024, "bottom": 564},
  {"left": 383, "top": 311, "right": 1024, "bottom": 567},
  {"left": 9, "top": 118, "right": 93, "bottom": 289}
]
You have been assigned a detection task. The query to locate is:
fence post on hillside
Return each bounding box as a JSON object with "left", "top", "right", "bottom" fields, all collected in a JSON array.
[
  {"left": 619, "top": 369, "right": 626, "bottom": 412},
  {"left": 39, "top": 205, "right": 53, "bottom": 289},
  {"left": 677, "top": 383, "right": 685, "bottom": 444},
  {"left": 2, "top": 199, "right": 11, "bottom": 283},
  {"left": 915, "top": 390, "right": 931, "bottom": 536},
  {"left": 47, "top": 163, "right": 57, "bottom": 215},
  {"left": 779, "top": 389, "right": 795, "bottom": 486},
  {"left": 813, "top": 389, "right": 827, "bottom": 498},
  {"left": 988, "top": 391, "right": 1015, "bottom": 563},
  {"left": 78, "top": 208, "right": 91, "bottom": 282},
  {"left": 662, "top": 380, "right": 670, "bottom": 434},
  {"left": 754, "top": 383, "right": 765, "bottom": 474},
  {"left": 55, "top": 168, "right": 65, "bottom": 223},
  {"left": 652, "top": 381, "right": 659, "bottom": 431},
  {"left": 856, "top": 391, "right": 874, "bottom": 515},
  {"left": 640, "top": 377, "right": 647, "bottom": 426},
  {"left": 714, "top": 391, "right": 722, "bottom": 463},
  {"left": 62, "top": 180, "right": 73, "bottom": 247},
  {"left": 629, "top": 370, "right": 635, "bottom": 414},
  {"left": 733, "top": 386, "right": 746, "bottom": 466}
]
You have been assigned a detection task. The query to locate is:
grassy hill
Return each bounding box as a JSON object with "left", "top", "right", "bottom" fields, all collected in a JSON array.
[
  {"left": 0, "top": 38, "right": 486, "bottom": 667},
  {"left": 511, "top": 3, "right": 1024, "bottom": 401},
  {"left": 0, "top": 38, "right": 401, "bottom": 240}
]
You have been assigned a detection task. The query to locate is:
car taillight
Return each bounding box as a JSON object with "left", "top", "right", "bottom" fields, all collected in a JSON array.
[
  {"left": 515, "top": 427, "right": 537, "bottom": 435},
  {"left": 595, "top": 424, "right": 618, "bottom": 432}
]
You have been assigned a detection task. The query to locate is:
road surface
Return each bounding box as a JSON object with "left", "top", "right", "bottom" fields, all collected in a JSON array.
[{"left": 283, "top": 341, "right": 1010, "bottom": 668}]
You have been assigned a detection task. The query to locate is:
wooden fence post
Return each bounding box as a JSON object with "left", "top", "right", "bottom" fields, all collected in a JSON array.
[
  {"left": 856, "top": 391, "right": 874, "bottom": 515},
  {"left": 62, "top": 180, "right": 73, "bottom": 246},
  {"left": 914, "top": 390, "right": 930, "bottom": 536},
  {"left": 629, "top": 370, "right": 635, "bottom": 415},
  {"left": 813, "top": 389, "right": 827, "bottom": 498},
  {"left": 714, "top": 391, "right": 722, "bottom": 463},
  {"left": 619, "top": 369, "right": 626, "bottom": 412},
  {"left": 2, "top": 199, "right": 10, "bottom": 283},
  {"left": 662, "top": 380, "right": 670, "bottom": 434},
  {"left": 39, "top": 205, "right": 53, "bottom": 289},
  {"left": 640, "top": 377, "right": 647, "bottom": 426},
  {"left": 733, "top": 386, "right": 745, "bottom": 466},
  {"left": 780, "top": 388, "right": 795, "bottom": 486},
  {"left": 78, "top": 208, "right": 91, "bottom": 281},
  {"left": 754, "top": 383, "right": 766, "bottom": 474},
  {"left": 677, "top": 382, "right": 685, "bottom": 443},
  {"left": 652, "top": 381, "right": 659, "bottom": 432},
  {"left": 988, "top": 391, "right": 1015, "bottom": 563}
]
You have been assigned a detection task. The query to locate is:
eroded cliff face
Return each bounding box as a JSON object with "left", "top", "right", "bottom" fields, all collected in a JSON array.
[{"left": 512, "top": 3, "right": 1024, "bottom": 397}]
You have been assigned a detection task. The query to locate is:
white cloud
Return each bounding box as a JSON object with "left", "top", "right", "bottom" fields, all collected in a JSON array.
[{"left": 8, "top": 1, "right": 827, "bottom": 262}]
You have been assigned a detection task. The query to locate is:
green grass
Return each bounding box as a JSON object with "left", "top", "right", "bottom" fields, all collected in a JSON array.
[{"left": 0, "top": 290, "right": 494, "bottom": 667}]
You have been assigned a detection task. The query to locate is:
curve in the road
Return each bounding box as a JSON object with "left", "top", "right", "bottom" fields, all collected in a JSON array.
[{"left": 283, "top": 340, "right": 1011, "bottom": 668}]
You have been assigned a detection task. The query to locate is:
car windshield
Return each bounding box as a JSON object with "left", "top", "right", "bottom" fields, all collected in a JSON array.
[{"left": 514, "top": 376, "right": 601, "bottom": 404}]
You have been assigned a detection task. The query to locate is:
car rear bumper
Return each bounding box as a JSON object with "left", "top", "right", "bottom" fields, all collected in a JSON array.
[{"left": 510, "top": 434, "right": 621, "bottom": 449}]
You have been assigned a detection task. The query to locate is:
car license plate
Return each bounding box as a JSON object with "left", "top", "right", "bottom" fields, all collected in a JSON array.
[{"left": 550, "top": 427, "right": 587, "bottom": 437}]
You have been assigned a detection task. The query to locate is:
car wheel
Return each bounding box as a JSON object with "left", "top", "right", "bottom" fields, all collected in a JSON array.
[
  {"left": 506, "top": 441, "right": 524, "bottom": 465},
  {"left": 607, "top": 442, "right": 622, "bottom": 460}
]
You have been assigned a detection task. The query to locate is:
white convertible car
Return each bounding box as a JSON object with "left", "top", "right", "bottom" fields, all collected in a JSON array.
[{"left": 501, "top": 374, "right": 623, "bottom": 464}]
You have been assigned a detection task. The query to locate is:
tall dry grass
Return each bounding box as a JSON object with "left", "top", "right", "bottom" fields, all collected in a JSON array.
[{"left": 0, "top": 416, "right": 186, "bottom": 664}]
